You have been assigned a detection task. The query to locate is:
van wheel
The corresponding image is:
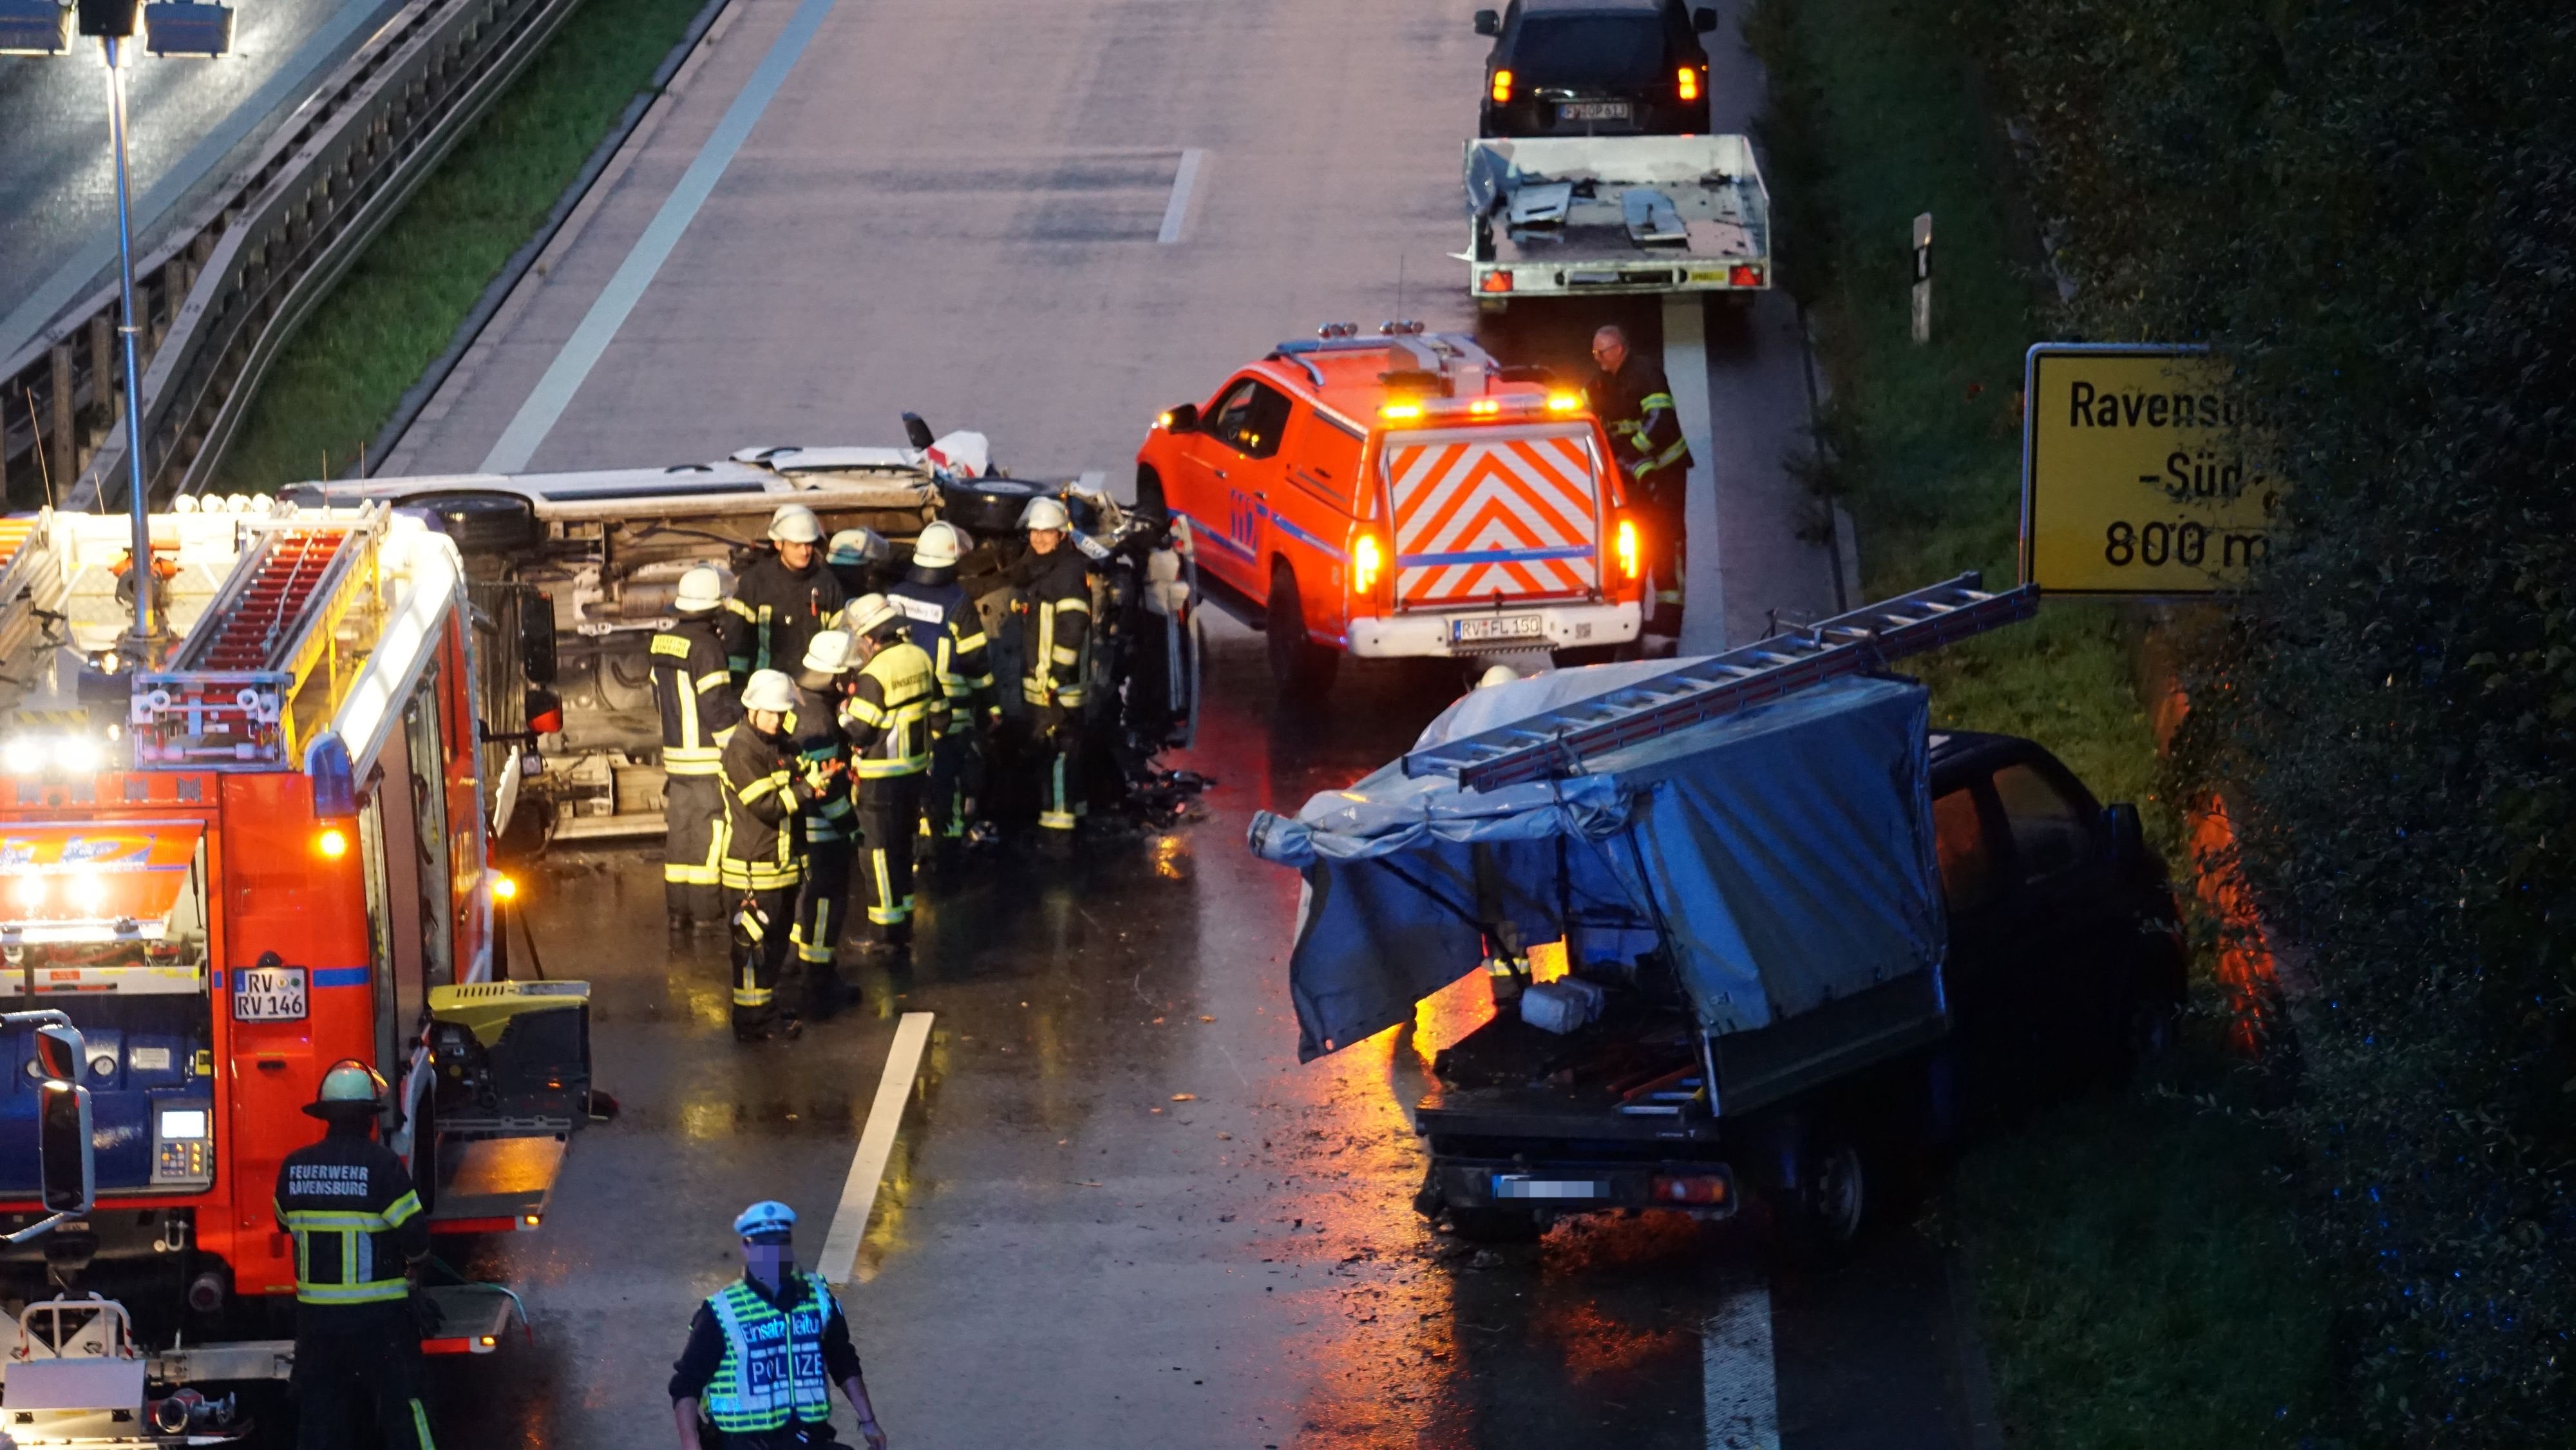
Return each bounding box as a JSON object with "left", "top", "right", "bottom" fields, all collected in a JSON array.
[
  {"left": 1134, "top": 466, "right": 1169, "bottom": 526},
  {"left": 1267, "top": 563, "right": 1338, "bottom": 698},
  {"left": 1448, "top": 1207, "right": 1543, "bottom": 1245},
  {"left": 1779, "top": 1130, "right": 1868, "bottom": 1263}
]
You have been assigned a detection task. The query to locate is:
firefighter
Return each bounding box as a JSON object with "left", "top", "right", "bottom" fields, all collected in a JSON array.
[
  {"left": 1582, "top": 324, "right": 1693, "bottom": 629},
  {"left": 669, "top": 1201, "right": 887, "bottom": 1450},
  {"left": 654, "top": 566, "right": 743, "bottom": 931},
  {"left": 826, "top": 528, "right": 896, "bottom": 597},
  {"left": 729, "top": 506, "right": 848, "bottom": 678},
  {"left": 885, "top": 520, "right": 993, "bottom": 864},
  {"left": 788, "top": 630, "right": 857, "bottom": 1016},
  {"left": 721, "top": 670, "right": 822, "bottom": 1042},
  {"left": 274, "top": 1061, "right": 436, "bottom": 1450},
  {"left": 1012, "top": 496, "right": 1091, "bottom": 852},
  {"left": 837, "top": 595, "right": 938, "bottom": 959}
]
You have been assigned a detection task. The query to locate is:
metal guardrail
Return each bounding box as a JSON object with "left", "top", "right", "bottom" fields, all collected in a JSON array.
[{"left": 0, "top": 0, "right": 585, "bottom": 509}]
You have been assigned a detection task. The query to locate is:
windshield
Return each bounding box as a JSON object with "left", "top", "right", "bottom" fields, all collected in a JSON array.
[{"left": 1515, "top": 15, "right": 1663, "bottom": 88}]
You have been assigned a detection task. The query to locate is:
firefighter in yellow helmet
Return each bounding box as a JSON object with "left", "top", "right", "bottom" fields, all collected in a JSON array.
[
  {"left": 274, "top": 1059, "right": 437, "bottom": 1449},
  {"left": 837, "top": 595, "right": 940, "bottom": 960}
]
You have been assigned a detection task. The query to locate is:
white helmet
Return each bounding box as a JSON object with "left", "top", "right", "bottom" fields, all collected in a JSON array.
[
  {"left": 741, "top": 670, "right": 797, "bottom": 714},
  {"left": 844, "top": 593, "right": 901, "bottom": 638},
  {"left": 1477, "top": 663, "right": 1520, "bottom": 689},
  {"left": 913, "top": 520, "right": 969, "bottom": 569},
  {"left": 768, "top": 504, "right": 824, "bottom": 545},
  {"left": 801, "top": 629, "right": 854, "bottom": 675},
  {"left": 1020, "top": 495, "right": 1071, "bottom": 532},
  {"left": 674, "top": 566, "right": 726, "bottom": 613},
  {"left": 828, "top": 528, "right": 889, "bottom": 568}
]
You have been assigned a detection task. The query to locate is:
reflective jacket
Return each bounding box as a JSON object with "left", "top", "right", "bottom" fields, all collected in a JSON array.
[
  {"left": 273, "top": 1127, "right": 428, "bottom": 1308},
  {"left": 650, "top": 614, "right": 741, "bottom": 777},
  {"left": 1583, "top": 357, "right": 1693, "bottom": 488},
  {"left": 697, "top": 1272, "right": 839, "bottom": 1433},
  {"left": 1015, "top": 548, "right": 1091, "bottom": 709},
  {"left": 728, "top": 553, "right": 848, "bottom": 678},
  {"left": 790, "top": 675, "right": 857, "bottom": 844},
  {"left": 719, "top": 724, "right": 806, "bottom": 890},
  {"left": 887, "top": 566, "right": 993, "bottom": 709},
  {"left": 838, "top": 640, "right": 938, "bottom": 778}
]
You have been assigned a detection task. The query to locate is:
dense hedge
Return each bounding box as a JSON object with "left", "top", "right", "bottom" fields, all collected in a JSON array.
[{"left": 1973, "top": 0, "right": 2576, "bottom": 1438}]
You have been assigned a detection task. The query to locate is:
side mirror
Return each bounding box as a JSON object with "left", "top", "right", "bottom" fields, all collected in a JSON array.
[
  {"left": 902, "top": 412, "right": 936, "bottom": 450},
  {"left": 1162, "top": 403, "right": 1200, "bottom": 434},
  {"left": 40, "top": 1080, "right": 93, "bottom": 1214},
  {"left": 518, "top": 589, "right": 557, "bottom": 685},
  {"left": 524, "top": 687, "right": 564, "bottom": 737},
  {"left": 1692, "top": 6, "right": 1718, "bottom": 31},
  {"left": 2104, "top": 803, "right": 2149, "bottom": 870},
  {"left": 1473, "top": 8, "right": 1500, "bottom": 36},
  {"left": 33, "top": 1023, "right": 81, "bottom": 1083}
]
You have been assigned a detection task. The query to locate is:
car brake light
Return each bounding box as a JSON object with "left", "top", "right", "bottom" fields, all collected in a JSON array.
[
  {"left": 1615, "top": 516, "right": 1640, "bottom": 580},
  {"left": 1678, "top": 66, "right": 1700, "bottom": 102},
  {"left": 1480, "top": 270, "right": 1514, "bottom": 294},
  {"left": 1728, "top": 263, "right": 1765, "bottom": 288},
  {"left": 1491, "top": 68, "right": 1513, "bottom": 104},
  {"left": 1651, "top": 1174, "right": 1727, "bottom": 1206},
  {"left": 1352, "top": 534, "right": 1383, "bottom": 596}
]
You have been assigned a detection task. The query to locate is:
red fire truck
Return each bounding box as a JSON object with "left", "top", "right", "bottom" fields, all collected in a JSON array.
[{"left": 0, "top": 500, "right": 589, "bottom": 1435}]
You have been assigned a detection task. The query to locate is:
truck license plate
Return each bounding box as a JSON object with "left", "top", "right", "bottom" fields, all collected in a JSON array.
[
  {"left": 1557, "top": 101, "right": 1631, "bottom": 122},
  {"left": 1452, "top": 615, "right": 1544, "bottom": 644},
  {"left": 232, "top": 966, "right": 308, "bottom": 1022},
  {"left": 1493, "top": 1176, "right": 1604, "bottom": 1201}
]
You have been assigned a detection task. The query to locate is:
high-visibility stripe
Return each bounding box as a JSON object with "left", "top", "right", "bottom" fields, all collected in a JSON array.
[
  {"left": 697, "top": 671, "right": 732, "bottom": 691},
  {"left": 296, "top": 1279, "right": 412, "bottom": 1306},
  {"left": 737, "top": 772, "right": 788, "bottom": 803},
  {"left": 410, "top": 1398, "right": 438, "bottom": 1449},
  {"left": 283, "top": 1208, "right": 401, "bottom": 1232},
  {"left": 383, "top": 1190, "right": 423, "bottom": 1227}
]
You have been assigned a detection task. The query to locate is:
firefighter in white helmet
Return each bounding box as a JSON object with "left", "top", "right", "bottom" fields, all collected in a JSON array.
[
  {"left": 1010, "top": 495, "right": 1091, "bottom": 852},
  {"left": 886, "top": 520, "right": 992, "bottom": 866},
  {"left": 786, "top": 631, "right": 857, "bottom": 1016},
  {"left": 836, "top": 595, "right": 940, "bottom": 959},
  {"left": 719, "top": 669, "right": 826, "bottom": 1042},
  {"left": 652, "top": 566, "right": 742, "bottom": 931},
  {"left": 825, "top": 528, "right": 895, "bottom": 598},
  {"left": 728, "top": 505, "right": 847, "bottom": 679}
]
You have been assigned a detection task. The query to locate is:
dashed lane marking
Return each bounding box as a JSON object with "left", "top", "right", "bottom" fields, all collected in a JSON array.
[
  {"left": 1157, "top": 148, "right": 1207, "bottom": 245},
  {"left": 1705, "top": 1278, "right": 1781, "bottom": 1450},
  {"left": 814, "top": 1011, "right": 933, "bottom": 1285}
]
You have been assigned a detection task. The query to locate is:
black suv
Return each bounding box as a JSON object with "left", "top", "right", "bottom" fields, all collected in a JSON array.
[{"left": 1475, "top": 0, "right": 1719, "bottom": 138}]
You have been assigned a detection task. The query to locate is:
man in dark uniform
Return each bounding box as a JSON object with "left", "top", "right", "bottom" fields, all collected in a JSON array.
[
  {"left": 884, "top": 521, "right": 993, "bottom": 866},
  {"left": 825, "top": 529, "right": 897, "bottom": 598},
  {"left": 720, "top": 670, "right": 821, "bottom": 1042},
  {"left": 1582, "top": 324, "right": 1694, "bottom": 630},
  {"left": 274, "top": 1060, "right": 435, "bottom": 1450},
  {"left": 729, "top": 506, "right": 848, "bottom": 678},
  {"left": 837, "top": 596, "right": 939, "bottom": 959},
  {"left": 786, "top": 630, "right": 857, "bottom": 1017},
  {"left": 670, "top": 1201, "right": 887, "bottom": 1449},
  {"left": 1011, "top": 497, "right": 1092, "bottom": 854},
  {"left": 653, "top": 566, "right": 743, "bottom": 931}
]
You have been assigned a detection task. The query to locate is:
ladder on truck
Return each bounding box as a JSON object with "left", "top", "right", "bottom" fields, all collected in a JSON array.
[
  {"left": 1403, "top": 573, "right": 2038, "bottom": 791},
  {"left": 131, "top": 507, "right": 389, "bottom": 769},
  {"left": 0, "top": 516, "right": 68, "bottom": 712}
]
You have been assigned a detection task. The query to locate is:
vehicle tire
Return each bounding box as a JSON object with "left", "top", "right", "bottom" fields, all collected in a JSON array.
[
  {"left": 1779, "top": 1129, "right": 1868, "bottom": 1261},
  {"left": 1267, "top": 562, "right": 1338, "bottom": 698},
  {"left": 1134, "top": 465, "right": 1169, "bottom": 526},
  {"left": 1448, "top": 1207, "right": 1544, "bottom": 1245},
  {"left": 940, "top": 475, "right": 1050, "bottom": 537}
]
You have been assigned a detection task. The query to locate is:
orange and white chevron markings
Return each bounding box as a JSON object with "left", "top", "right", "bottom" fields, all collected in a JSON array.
[{"left": 1386, "top": 430, "right": 1603, "bottom": 605}]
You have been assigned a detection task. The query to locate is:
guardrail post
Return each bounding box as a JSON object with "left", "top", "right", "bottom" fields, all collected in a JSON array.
[{"left": 48, "top": 346, "right": 75, "bottom": 488}]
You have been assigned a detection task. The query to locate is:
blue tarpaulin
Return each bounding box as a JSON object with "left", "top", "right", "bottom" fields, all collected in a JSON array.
[{"left": 1247, "top": 671, "right": 1944, "bottom": 1062}]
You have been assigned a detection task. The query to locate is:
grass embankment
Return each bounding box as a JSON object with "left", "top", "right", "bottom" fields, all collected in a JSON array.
[
  {"left": 1742, "top": 0, "right": 2336, "bottom": 1442},
  {"left": 214, "top": 0, "right": 708, "bottom": 490}
]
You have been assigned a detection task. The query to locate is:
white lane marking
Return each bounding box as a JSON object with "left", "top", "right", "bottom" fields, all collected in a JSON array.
[
  {"left": 1157, "top": 148, "right": 1207, "bottom": 245},
  {"left": 814, "top": 1011, "right": 934, "bottom": 1285},
  {"left": 1703, "top": 1279, "right": 1780, "bottom": 1450},
  {"left": 478, "top": 0, "right": 845, "bottom": 473},
  {"left": 0, "top": 0, "right": 392, "bottom": 363},
  {"left": 1664, "top": 292, "right": 1727, "bottom": 653}
]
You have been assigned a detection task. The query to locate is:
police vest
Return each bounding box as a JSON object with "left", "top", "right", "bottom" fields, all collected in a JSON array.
[{"left": 703, "top": 1274, "right": 835, "bottom": 1433}]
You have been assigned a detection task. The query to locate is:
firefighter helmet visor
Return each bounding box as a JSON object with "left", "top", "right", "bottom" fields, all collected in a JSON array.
[
  {"left": 769, "top": 505, "right": 824, "bottom": 545},
  {"left": 304, "top": 1059, "right": 388, "bottom": 1117},
  {"left": 828, "top": 528, "right": 889, "bottom": 568},
  {"left": 802, "top": 629, "right": 855, "bottom": 675},
  {"left": 844, "top": 594, "right": 902, "bottom": 640}
]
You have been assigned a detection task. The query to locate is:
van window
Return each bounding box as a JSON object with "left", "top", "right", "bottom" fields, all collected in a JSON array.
[
  {"left": 1994, "top": 763, "right": 2094, "bottom": 882},
  {"left": 1282, "top": 408, "right": 1364, "bottom": 504},
  {"left": 1208, "top": 379, "right": 1293, "bottom": 459},
  {"left": 1932, "top": 786, "right": 2000, "bottom": 913}
]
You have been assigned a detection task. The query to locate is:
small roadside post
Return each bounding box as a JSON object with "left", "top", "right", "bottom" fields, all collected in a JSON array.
[{"left": 1910, "top": 213, "right": 1933, "bottom": 344}]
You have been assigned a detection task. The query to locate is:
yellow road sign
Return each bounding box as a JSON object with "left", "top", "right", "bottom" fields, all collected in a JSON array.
[{"left": 2020, "top": 345, "right": 2282, "bottom": 596}]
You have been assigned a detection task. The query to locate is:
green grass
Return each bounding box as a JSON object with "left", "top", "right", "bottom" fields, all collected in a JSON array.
[
  {"left": 214, "top": 0, "right": 708, "bottom": 491},
  {"left": 1742, "top": 0, "right": 2340, "bottom": 1441}
]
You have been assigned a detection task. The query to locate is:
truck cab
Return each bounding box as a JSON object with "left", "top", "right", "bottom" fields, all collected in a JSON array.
[{"left": 1137, "top": 326, "right": 1644, "bottom": 695}]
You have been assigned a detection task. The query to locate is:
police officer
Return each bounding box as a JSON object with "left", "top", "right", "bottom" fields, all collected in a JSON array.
[
  {"left": 885, "top": 521, "right": 993, "bottom": 864},
  {"left": 825, "top": 528, "right": 896, "bottom": 598},
  {"left": 1012, "top": 497, "right": 1091, "bottom": 853},
  {"left": 787, "top": 631, "right": 857, "bottom": 1016},
  {"left": 730, "top": 506, "right": 848, "bottom": 678},
  {"left": 837, "top": 596, "right": 938, "bottom": 959},
  {"left": 721, "top": 670, "right": 823, "bottom": 1042},
  {"left": 1582, "top": 325, "right": 1694, "bottom": 628},
  {"left": 669, "top": 1201, "right": 887, "bottom": 1450},
  {"left": 654, "top": 566, "right": 743, "bottom": 931},
  {"left": 274, "top": 1061, "right": 435, "bottom": 1450}
]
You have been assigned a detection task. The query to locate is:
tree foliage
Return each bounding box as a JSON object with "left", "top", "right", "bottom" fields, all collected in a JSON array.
[{"left": 1979, "top": 0, "right": 2576, "bottom": 1437}]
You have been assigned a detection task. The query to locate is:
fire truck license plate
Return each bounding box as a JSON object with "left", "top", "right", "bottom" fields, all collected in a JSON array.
[
  {"left": 232, "top": 966, "right": 308, "bottom": 1021},
  {"left": 1558, "top": 101, "right": 1631, "bottom": 122},
  {"left": 1452, "top": 615, "right": 1545, "bottom": 644}
]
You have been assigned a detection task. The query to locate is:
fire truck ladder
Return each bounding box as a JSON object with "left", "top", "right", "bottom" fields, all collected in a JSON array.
[
  {"left": 1401, "top": 573, "right": 2039, "bottom": 792},
  {"left": 0, "top": 515, "right": 63, "bottom": 685}
]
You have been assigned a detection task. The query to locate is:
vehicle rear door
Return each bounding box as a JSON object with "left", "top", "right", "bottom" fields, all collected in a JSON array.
[
  {"left": 1381, "top": 422, "right": 1602, "bottom": 611},
  {"left": 1171, "top": 376, "right": 1293, "bottom": 591},
  {"left": 1987, "top": 754, "right": 2129, "bottom": 1081},
  {"left": 1926, "top": 774, "right": 2029, "bottom": 1097}
]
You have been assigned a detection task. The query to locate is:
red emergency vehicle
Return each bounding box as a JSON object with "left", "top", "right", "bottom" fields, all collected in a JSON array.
[
  {"left": 1137, "top": 325, "right": 1643, "bottom": 694},
  {"left": 0, "top": 502, "right": 585, "bottom": 1389}
]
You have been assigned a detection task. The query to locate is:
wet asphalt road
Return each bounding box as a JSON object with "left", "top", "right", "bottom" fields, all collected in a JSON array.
[{"left": 428, "top": 629, "right": 1989, "bottom": 1449}]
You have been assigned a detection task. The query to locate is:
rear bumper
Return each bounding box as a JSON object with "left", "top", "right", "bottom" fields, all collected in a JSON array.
[
  {"left": 1427, "top": 1156, "right": 1739, "bottom": 1219},
  {"left": 1471, "top": 259, "right": 1772, "bottom": 298},
  {"left": 1348, "top": 601, "right": 1639, "bottom": 658}
]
